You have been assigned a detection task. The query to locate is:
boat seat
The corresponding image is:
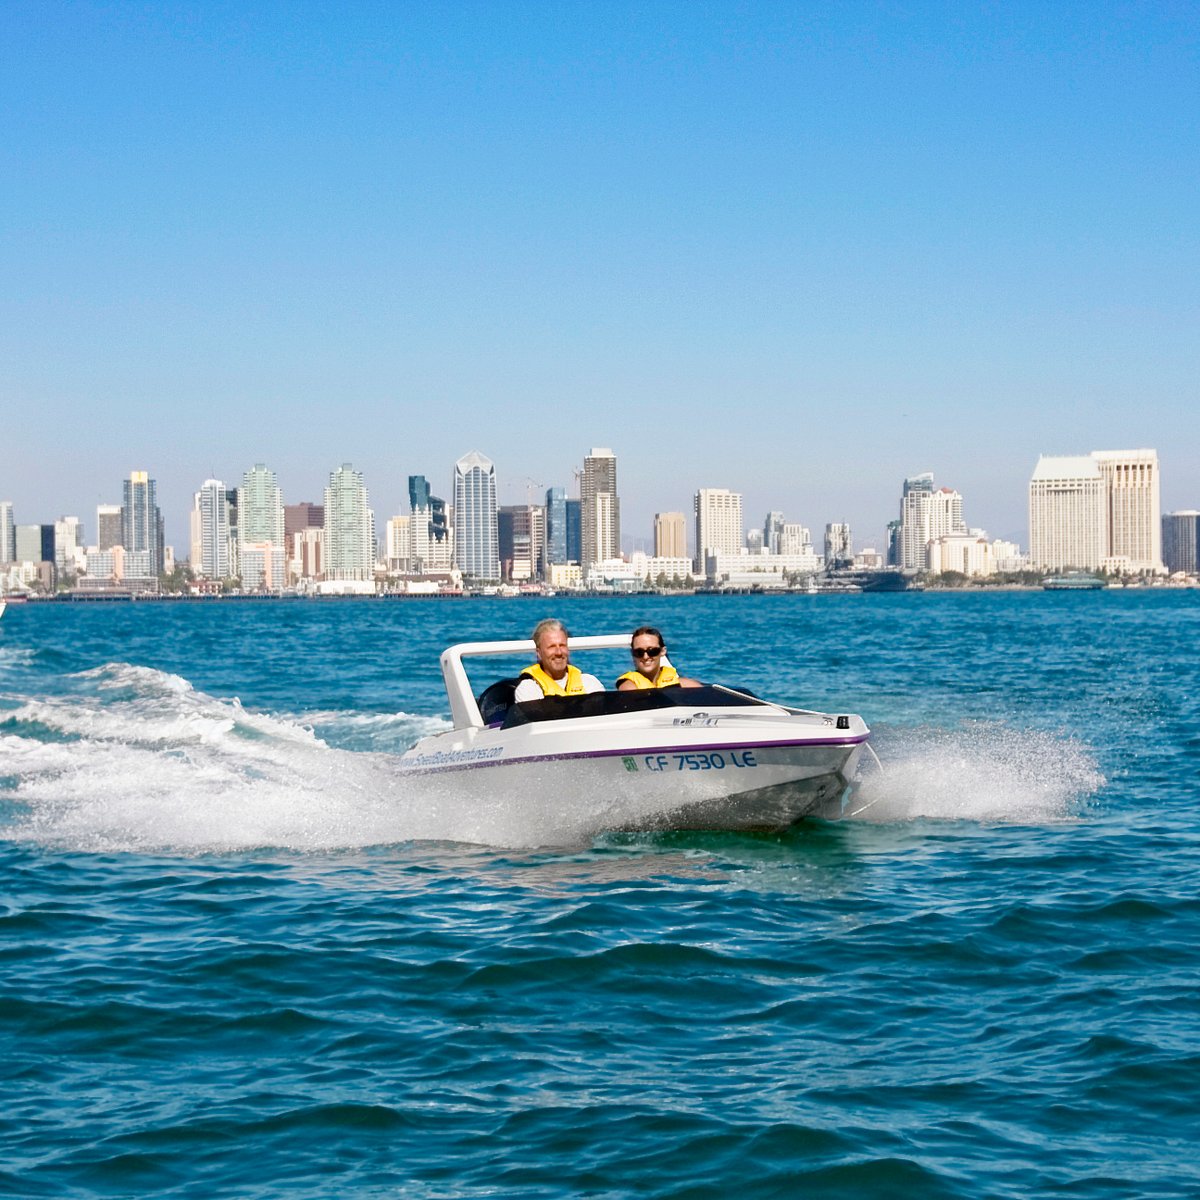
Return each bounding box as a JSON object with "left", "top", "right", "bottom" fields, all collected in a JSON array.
[{"left": 477, "top": 677, "right": 522, "bottom": 726}]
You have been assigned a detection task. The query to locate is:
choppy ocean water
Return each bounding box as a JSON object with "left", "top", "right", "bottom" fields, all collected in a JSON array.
[{"left": 1, "top": 592, "right": 1196, "bottom": 1198}]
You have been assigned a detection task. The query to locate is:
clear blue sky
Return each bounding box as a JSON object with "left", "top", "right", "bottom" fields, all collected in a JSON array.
[{"left": 3, "top": 1, "right": 1197, "bottom": 552}]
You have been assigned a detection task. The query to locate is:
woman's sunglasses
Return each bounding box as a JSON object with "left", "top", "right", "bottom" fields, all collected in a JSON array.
[{"left": 631, "top": 646, "right": 664, "bottom": 658}]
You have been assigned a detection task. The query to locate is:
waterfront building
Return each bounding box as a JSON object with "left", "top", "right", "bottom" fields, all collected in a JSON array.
[
  {"left": 194, "top": 480, "right": 232, "bottom": 580},
  {"left": 239, "top": 464, "right": 284, "bottom": 546},
  {"left": 238, "top": 464, "right": 285, "bottom": 589},
  {"left": 239, "top": 543, "right": 288, "bottom": 591},
  {"left": 654, "top": 512, "right": 687, "bottom": 560},
  {"left": 323, "top": 464, "right": 376, "bottom": 582},
  {"left": 294, "top": 527, "right": 324, "bottom": 582},
  {"left": 96, "top": 504, "right": 123, "bottom": 551},
  {"left": 0, "top": 501, "right": 14, "bottom": 562},
  {"left": 1028, "top": 456, "right": 1110, "bottom": 572},
  {"left": 898, "top": 473, "right": 965, "bottom": 570},
  {"left": 1162, "top": 511, "right": 1200, "bottom": 574},
  {"left": 886, "top": 519, "right": 901, "bottom": 567},
  {"left": 84, "top": 545, "right": 122, "bottom": 583},
  {"left": 548, "top": 562, "right": 583, "bottom": 589},
  {"left": 498, "top": 505, "right": 545, "bottom": 582},
  {"left": 694, "top": 489, "right": 743, "bottom": 573},
  {"left": 825, "top": 523, "right": 853, "bottom": 569},
  {"left": 1091, "top": 449, "right": 1162, "bottom": 572},
  {"left": 122, "top": 471, "right": 164, "bottom": 576},
  {"left": 778, "top": 523, "right": 812, "bottom": 556},
  {"left": 704, "top": 550, "right": 823, "bottom": 588},
  {"left": 53, "top": 517, "right": 84, "bottom": 574},
  {"left": 586, "top": 554, "right": 693, "bottom": 590},
  {"left": 764, "top": 511, "right": 785, "bottom": 555},
  {"left": 15, "top": 524, "right": 55, "bottom": 565},
  {"left": 409, "top": 475, "right": 452, "bottom": 570},
  {"left": 746, "top": 528, "right": 764, "bottom": 554},
  {"left": 453, "top": 451, "right": 499, "bottom": 581},
  {"left": 284, "top": 502, "right": 324, "bottom": 545},
  {"left": 581, "top": 449, "right": 620, "bottom": 577},
  {"left": 926, "top": 534, "right": 994, "bottom": 577},
  {"left": 386, "top": 515, "right": 412, "bottom": 572},
  {"left": 285, "top": 504, "right": 324, "bottom": 583},
  {"left": 565, "top": 498, "right": 581, "bottom": 564},
  {"left": 545, "top": 487, "right": 568, "bottom": 565},
  {"left": 991, "top": 540, "right": 1029, "bottom": 572}
]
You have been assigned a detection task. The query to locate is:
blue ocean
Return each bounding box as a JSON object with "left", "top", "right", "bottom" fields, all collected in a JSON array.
[{"left": 1, "top": 592, "right": 1196, "bottom": 1198}]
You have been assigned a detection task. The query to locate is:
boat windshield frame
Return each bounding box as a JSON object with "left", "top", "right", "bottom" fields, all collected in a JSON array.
[
  {"left": 499, "top": 685, "right": 772, "bottom": 729},
  {"left": 440, "top": 635, "right": 781, "bottom": 729}
]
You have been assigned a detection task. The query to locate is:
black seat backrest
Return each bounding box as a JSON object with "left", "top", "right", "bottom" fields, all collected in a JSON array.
[{"left": 477, "top": 677, "right": 522, "bottom": 726}]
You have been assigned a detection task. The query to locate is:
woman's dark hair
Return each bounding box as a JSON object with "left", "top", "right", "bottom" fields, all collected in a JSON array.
[{"left": 630, "top": 625, "right": 664, "bottom": 646}]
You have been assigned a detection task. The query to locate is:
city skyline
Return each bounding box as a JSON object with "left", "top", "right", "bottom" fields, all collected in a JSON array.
[
  {"left": 0, "top": 442, "right": 1194, "bottom": 567},
  {"left": 3, "top": 6, "right": 1196, "bottom": 554}
]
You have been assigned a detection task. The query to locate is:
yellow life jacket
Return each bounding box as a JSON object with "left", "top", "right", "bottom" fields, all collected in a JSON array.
[
  {"left": 616, "top": 663, "right": 680, "bottom": 690},
  {"left": 520, "top": 663, "right": 586, "bottom": 697}
]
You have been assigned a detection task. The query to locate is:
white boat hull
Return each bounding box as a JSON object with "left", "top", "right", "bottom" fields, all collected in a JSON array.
[{"left": 399, "top": 707, "right": 868, "bottom": 832}]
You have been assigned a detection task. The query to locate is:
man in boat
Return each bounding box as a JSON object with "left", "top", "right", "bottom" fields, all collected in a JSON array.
[
  {"left": 616, "top": 625, "right": 702, "bottom": 691},
  {"left": 513, "top": 618, "right": 606, "bottom": 701}
]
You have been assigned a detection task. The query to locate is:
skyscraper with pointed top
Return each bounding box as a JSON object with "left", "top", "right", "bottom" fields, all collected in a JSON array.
[{"left": 453, "top": 451, "right": 499, "bottom": 581}]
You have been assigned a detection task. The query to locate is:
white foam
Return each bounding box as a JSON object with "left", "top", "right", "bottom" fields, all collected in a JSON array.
[
  {"left": 0, "top": 663, "right": 1106, "bottom": 852},
  {"left": 844, "top": 722, "right": 1105, "bottom": 824}
]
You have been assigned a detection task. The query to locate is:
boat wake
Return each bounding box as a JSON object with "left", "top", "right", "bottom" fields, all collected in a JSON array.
[
  {"left": 844, "top": 723, "right": 1105, "bottom": 824},
  {"left": 0, "top": 665, "right": 1105, "bottom": 853}
]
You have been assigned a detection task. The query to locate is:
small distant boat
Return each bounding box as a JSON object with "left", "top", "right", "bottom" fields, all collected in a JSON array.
[
  {"left": 1042, "top": 573, "right": 1106, "bottom": 590},
  {"left": 0, "top": 599, "right": 6, "bottom": 619}
]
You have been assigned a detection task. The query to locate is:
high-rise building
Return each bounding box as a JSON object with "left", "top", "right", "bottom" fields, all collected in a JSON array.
[
  {"left": 580, "top": 448, "right": 620, "bottom": 575},
  {"left": 323, "top": 464, "right": 376, "bottom": 581},
  {"left": 654, "top": 512, "right": 687, "bottom": 559},
  {"left": 694, "top": 489, "right": 744, "bottom": 572},
  {"left": 565, "top": 499, "right": 581, "bottom": 564},
  {"left": 15, "top": 524, "right": 55, "bottom": 564},
  {"left": 409, "top": 475, "right": 450, "bottom": 563},
  {"left": 898, "top": 473, "right": 964, "bottom": 569},
  {"left": 386, "top": 515, "right": 412, "bottom": 572},
  {"left": 886, "top": 519, "right": 901, "bottom": 567},
  {"left": 453, "top": 451, "right": 499, "bottom": 581},
  {"left": 195, "top": 480, "right": 232, "bottom": 580},
  {"left": 121, "top": 471, "right": 164, "bottom": 576},
  {"left": 498, "top": 505, "right": 545, "bottom": 581},
  {"left": 285, "top": 502, "right": 324, "bottom": 545},
  {"left": 779, "top": 523, "right": 811, "bottom": 556},
  {"left": 764, "top": 512, "right": 785, "bottom": 555},
  {"left": 1163, "top": 512, "right": 1200, "bottom": 574},
  {"left": 238, "top": 464, "right": 286, "bottom": 590},
  {"left": 1091, "top": 449, "right": 1162, "bottom": 572},
  {"left": 239, "top": 464, "right": 284, "bottom": 547},
  {"left": 0, "top": 501, "right": 15, "bottom": 562},
  {"left": 825, "top": 523, "right": 853, "bottom": 569},
  {"left": 545, "top": 487, "right": 568, "bottom": 565},
  {"left": 96, "top": 504, "right": 122, "bottom": 551},
  {"left": 1028, "top": 456, "right": 1106, "bottom": 571},
  {"left": 1028, "top": 449, "right": 1162, "bottom": 573},
  {"left": 54, "top": 517, "right": 84, "bottom": 574}
]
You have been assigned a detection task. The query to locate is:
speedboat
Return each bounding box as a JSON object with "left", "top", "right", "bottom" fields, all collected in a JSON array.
[{"left": 398, "top": 635, "right": 872, "bottom": 832}]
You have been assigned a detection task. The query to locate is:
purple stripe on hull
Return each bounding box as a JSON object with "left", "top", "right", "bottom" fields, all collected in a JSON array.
[{"left": 401, "top": 734, "right": 869, "bottom": 775}]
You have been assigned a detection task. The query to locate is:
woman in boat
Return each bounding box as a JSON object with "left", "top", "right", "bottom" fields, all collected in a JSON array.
[{"left": 616, "top": 626, "right": 703, "bottom": 691}]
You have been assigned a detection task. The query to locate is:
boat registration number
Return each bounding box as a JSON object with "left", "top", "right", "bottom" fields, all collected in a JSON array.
[{"left": 641, "top": 751, "right": 757, "bottom": 772}]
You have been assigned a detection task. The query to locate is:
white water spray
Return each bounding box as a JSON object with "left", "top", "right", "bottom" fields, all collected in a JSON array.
[{"left": 1, "top": 666, "right": 1105, "bottom": 852}]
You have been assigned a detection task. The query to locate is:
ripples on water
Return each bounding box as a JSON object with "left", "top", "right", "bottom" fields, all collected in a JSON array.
[{"left": 1, "top": 594, "right": 1197, "bottom": 1198}]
